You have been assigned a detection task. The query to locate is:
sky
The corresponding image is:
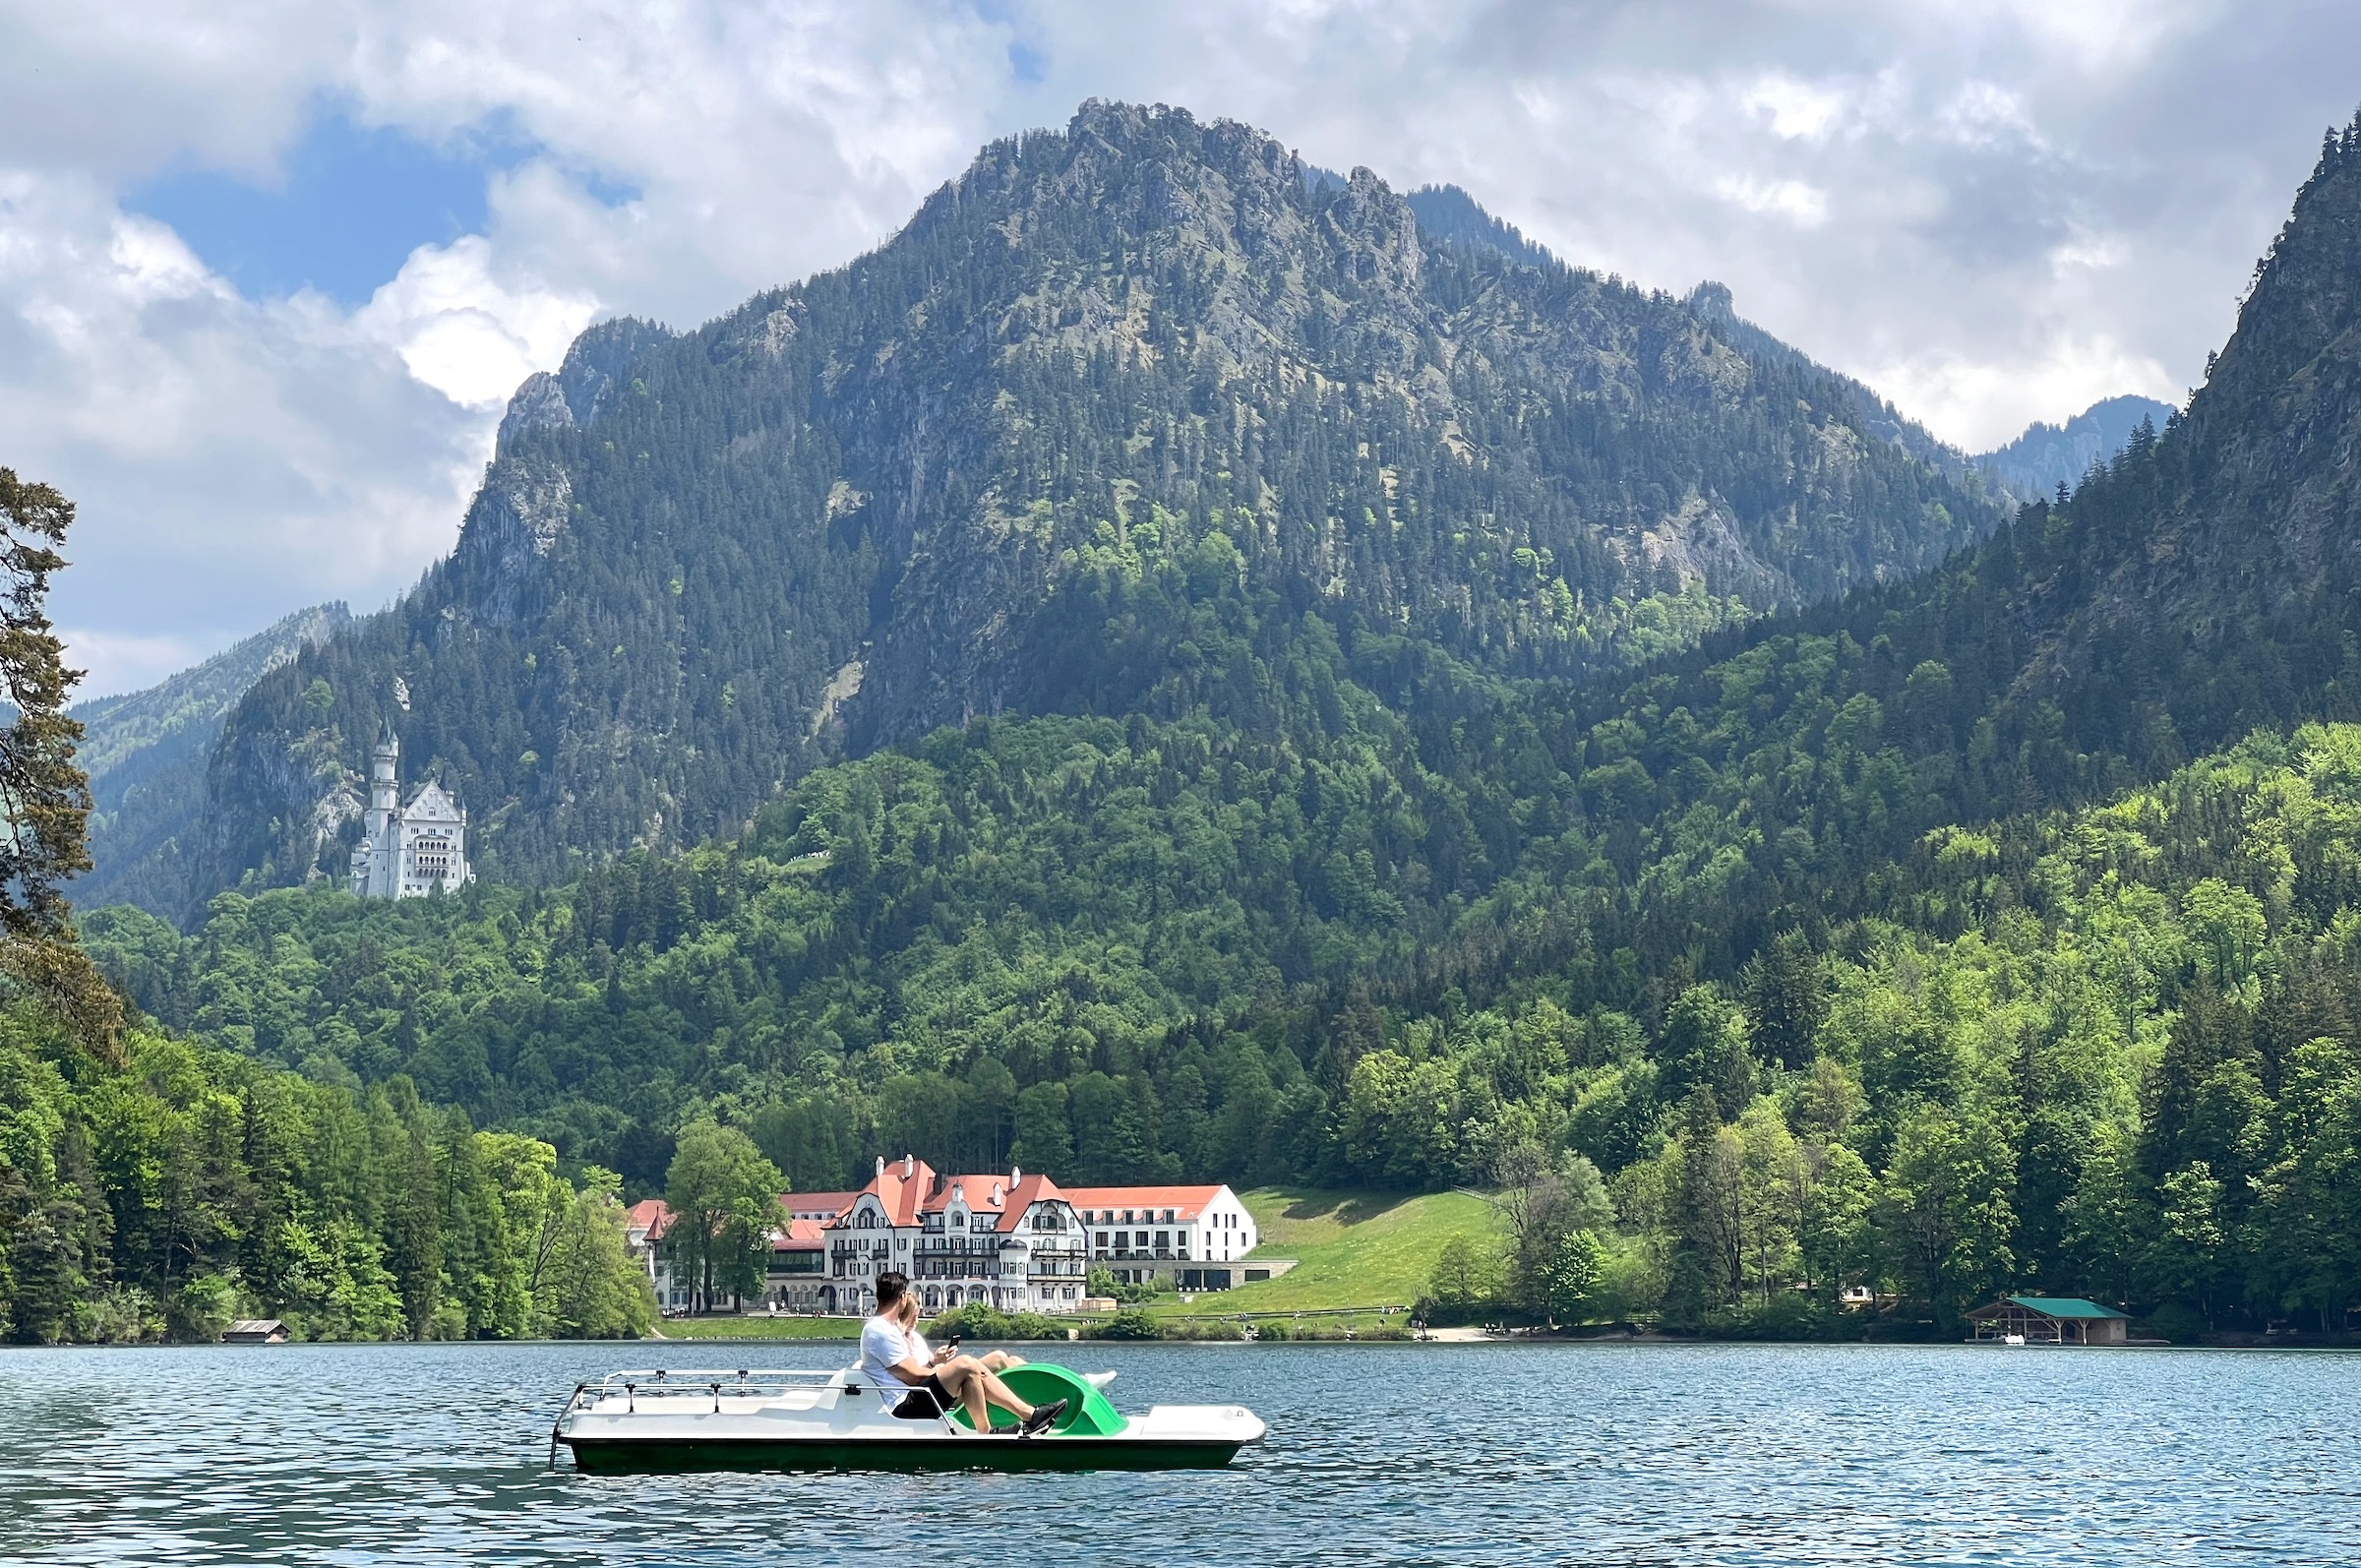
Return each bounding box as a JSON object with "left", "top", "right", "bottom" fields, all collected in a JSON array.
[{"left": 5, "top": 2, "right": 2357, "bottom": 696}]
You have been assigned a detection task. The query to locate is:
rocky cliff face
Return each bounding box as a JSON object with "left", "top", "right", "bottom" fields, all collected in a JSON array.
[{"left": 181, "top": 100, "right": 2004, "bottom": 911}]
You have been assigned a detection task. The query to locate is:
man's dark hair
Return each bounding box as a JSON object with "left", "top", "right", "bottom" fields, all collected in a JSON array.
[{"left": 875, "top": 1271, "right": 909, "bottom": 1311}]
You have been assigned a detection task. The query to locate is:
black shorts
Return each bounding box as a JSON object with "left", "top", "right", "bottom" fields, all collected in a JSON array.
[{"left": 891, "top": 1373, "right": 954, "bottom": 1419}]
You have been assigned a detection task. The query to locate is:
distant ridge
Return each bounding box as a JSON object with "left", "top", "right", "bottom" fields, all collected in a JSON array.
[
  {"left": 1971, "top": 394, "right": 2180, "bottom": 502},
  {"left": 74, "top": 603, "right": 349, "bottom": 917}
]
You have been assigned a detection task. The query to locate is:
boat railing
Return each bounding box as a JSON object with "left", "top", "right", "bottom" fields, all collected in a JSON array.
[
  {"left": 553, "top": 1368, "right": 857, "bottom": 1461},
  {"left": 567, "top": 1366, "right": 855, "bottom": 1415}
]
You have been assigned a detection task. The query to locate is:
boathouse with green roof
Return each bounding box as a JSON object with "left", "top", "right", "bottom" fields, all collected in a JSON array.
[{"left": 1967, "top": 1297, "right": 2131, "bottom": 1344}]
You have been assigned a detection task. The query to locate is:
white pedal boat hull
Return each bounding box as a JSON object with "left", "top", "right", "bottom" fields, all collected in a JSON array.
[{"left": 554, "top": 1367, "right": 1264, "bottom": 1473}]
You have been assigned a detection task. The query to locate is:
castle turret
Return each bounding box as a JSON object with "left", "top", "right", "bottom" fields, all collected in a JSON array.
[{"left": 367, "top": 725, "right": 399, "bottom": 838}]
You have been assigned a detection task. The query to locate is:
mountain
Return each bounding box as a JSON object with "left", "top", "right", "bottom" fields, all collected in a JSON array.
[
  {"left": 71, "top": 603, "right": 349, "bottom": 917},
  {"left": 1971, "top": 393, "right": 2178, "bottom": 501},
  {"left": 181, "top": 100, "right": 2003, "bottom": 914}
]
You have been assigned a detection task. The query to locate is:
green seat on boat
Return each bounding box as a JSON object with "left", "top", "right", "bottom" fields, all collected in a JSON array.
[{"left": 948, "top": 1364, "right": 1127, "bottom": 1437}]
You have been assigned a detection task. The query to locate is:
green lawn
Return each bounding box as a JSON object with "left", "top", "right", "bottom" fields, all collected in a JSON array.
[
  {"left": 656, "top": 1315, "right": 860, "bottom": 1341},
  {"left": 1145, "top": 1186, "right": 1499, "bottom": 1318}
]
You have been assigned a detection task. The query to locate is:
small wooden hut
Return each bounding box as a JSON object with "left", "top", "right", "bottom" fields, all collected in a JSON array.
[
  {"left": 223, "top": 1319, "right": 288, "bottom": 1345},
  {"left": 1967, "top": 1297, "right": 2129, "bottom": 1345}
]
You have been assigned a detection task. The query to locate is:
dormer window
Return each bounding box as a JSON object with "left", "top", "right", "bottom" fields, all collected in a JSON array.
[{"left": 950, "top": 1213, "right": 965, "bottom": 1230}]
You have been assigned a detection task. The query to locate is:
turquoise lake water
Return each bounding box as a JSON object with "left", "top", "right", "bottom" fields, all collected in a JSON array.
[{"left": 2, "top": 1340, "right": 2355, "bottom": 1564}]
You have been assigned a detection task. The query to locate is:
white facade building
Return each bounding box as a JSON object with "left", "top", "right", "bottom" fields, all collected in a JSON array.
[
  {"left": 820, "top": 1155, "right": 1090, "bottom": 1316},
  {"left": 1064, "top": 1184, "right": 1258, "bottom": 1290},
  {"left": 349, "top": 726, "right": 472, "bottom": 899}
]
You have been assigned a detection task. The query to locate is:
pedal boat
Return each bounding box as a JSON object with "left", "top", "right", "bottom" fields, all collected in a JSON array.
[{"left": 551, "top": 1363, "right": 1264, "bottom": 1473}]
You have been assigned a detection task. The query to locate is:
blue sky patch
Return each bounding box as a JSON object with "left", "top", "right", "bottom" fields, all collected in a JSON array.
[{"left": 128, "top": 110, "right": 540, "bottom": 306}]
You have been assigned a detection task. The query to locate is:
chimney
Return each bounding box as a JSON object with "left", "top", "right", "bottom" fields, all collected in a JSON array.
[
  {"left": 1011, "top": 1165, "right": 1023, "bottom": 1183},
  {"left": 902, "top": 1153, "right": 915, "bottom": 1179},
  {"left": 875, "top": 1156, "right": 885, "bottom": 1178}
]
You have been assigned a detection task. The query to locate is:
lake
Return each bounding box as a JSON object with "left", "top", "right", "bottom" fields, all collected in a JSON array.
[{"left": 2, "top": 1340, "right": 2354, "bottom": 1564}]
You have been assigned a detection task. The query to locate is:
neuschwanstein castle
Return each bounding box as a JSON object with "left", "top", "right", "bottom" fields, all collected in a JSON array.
[{"left": 348, "top": 726, "right": 472, "bottom": 899}]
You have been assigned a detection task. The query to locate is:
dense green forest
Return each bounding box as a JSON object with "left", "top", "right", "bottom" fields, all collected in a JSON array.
[
  {"left": 0, "top": 1009, "right": 653, "bottom": 1344},
  {"left": 73, "top": 603, "right": 348, "bottom": 919},
  {"left": 79, "top": 716, "right": 2361, "bottom": 1338}
]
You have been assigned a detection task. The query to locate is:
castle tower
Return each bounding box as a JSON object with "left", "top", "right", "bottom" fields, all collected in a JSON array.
[{"left": 367, "top": 725, "right": 399, "bottom": 838}]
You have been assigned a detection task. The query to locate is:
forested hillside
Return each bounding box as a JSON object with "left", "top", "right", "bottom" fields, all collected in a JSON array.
[
  {"left": 185, "top": 100, "right": 2000, "bottom": 910},
  {"left": 0, "top": 1006, "right": 654, "bottom": 1343},
  {"left": 79, "top": 718, "right": 2361, "bottom": 1337}
]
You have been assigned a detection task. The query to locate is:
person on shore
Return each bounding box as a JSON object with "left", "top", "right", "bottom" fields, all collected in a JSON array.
[
  {"left": 895, "top": 1291, "right": 1024, "bottom": 1374},
  {"left": 858, "top": 1272, "right": 1064, "bottom": 1435}
]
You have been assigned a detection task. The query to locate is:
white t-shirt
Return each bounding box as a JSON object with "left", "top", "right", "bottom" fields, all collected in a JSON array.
[{"left": 858, "top": 1316, "right": 918, "bottom": 1411}]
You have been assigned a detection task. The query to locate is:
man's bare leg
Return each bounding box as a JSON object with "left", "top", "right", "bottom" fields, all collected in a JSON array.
[{"left": 938, "top": 1356, "right": 1033, "bottom": 1428}]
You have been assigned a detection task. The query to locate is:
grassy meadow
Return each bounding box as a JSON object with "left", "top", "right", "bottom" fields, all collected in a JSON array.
[{"left": 1145, "top": 1186, "right": 1499, "bottom": 1319}]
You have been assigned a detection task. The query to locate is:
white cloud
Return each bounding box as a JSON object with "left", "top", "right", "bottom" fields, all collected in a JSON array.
[
  {"left": 56, "top": 628, "right": 204, "bottom": 697},
  {"left": 355, "top": 236, "right": 598, "bottom": 409},
  {"left": 0, "top": 164, "right": 486, "bottom": 695},
  {"left": 1742, "top": 75, "right": 1860, "bottom": 143},
  {"left": 1713, "top": 173, "right": 1831, "bottom": 227},
  {"left": 1867, "top": 333, "right": 2180, "bottom": 457}
]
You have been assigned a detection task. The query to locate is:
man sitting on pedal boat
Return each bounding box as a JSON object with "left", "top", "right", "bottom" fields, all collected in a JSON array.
[{"left": 858, "top": 1272, "right": 1065, "bottom": 1435}]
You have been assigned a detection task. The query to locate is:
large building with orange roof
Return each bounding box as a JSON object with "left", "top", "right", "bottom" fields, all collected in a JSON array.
[
  {"left": 819, "top": 1154, "right": 1092, "bottom": 1316},
  {"left": 631, "top": 1163, "right": 1265, "bottom": 1316}
]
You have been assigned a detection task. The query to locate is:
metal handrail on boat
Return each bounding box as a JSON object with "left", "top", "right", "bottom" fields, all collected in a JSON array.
[
  {"left": 554, "top": 1367, "right": 867, "bottom": 1457},
  {"left": 571, "top": 1367, "right": 852, "bottom": 1410}
]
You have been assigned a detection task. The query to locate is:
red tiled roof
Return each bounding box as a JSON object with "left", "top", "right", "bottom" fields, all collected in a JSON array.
[
  {"left": 826, "top": 1158, "right": 1078, "bottom": 1233},
  {"left": 781, "top": 1190, "right": 860, "bottom": 1220},
  {"left": 1060, "top": 1185, "right": 1226, "bottom": 1222},
  {"left": 992, "top": 1172, "right": 1071, "bottom": 1232},
  {"left": 625, "top": 1198, "right": 672, "bottom": 1240},
  {"left": 924, "top": 1171, "right": 1073, "bottom": 1233},
  {"left": 770, "top": 1217, "right": 826, "bottom": 1251},
  {"left": 831, "top": 1155, "right": 938, "bottom": 1228}
]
